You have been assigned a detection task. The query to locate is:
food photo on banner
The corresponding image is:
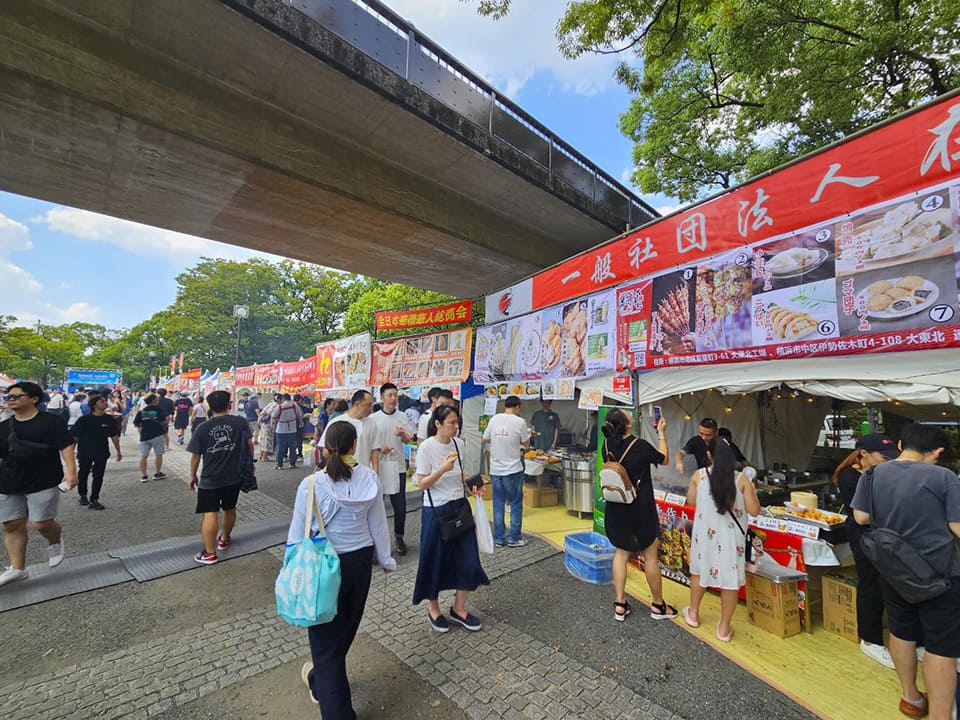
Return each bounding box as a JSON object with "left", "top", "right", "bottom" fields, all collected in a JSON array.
[{"left": 369, "top": 328, "right": 472, "bottom": 388}]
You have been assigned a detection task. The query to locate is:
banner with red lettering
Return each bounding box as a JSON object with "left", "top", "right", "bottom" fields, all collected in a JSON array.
[
  {"left": 481, "top": 94, "right": 960, "bottom": 373},
  {"left": 279, "top": 356, "right": 317, "bottom": 392},
  {"left": 369, "top": 328, "right": 472, "bottom": 387},
  {"left": 375, "top": 300, "right": 472, "bottom": 332}
]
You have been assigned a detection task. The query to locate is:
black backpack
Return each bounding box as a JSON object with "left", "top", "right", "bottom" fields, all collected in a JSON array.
[{"left": 858, "top": 466, "right": 951, "bottom": 604}]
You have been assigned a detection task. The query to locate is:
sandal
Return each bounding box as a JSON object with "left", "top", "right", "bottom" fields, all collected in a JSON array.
[
  {"left": 681, "top": 606, "right": 700, "bottom": 628},
  {"left": 650, "top": 601, "right": 678, "bottom": 620},
  {"left": 716, "top": 622, "right": 734, "bottom": 642},
  {"left": 613, "top": 601, "right": 632, "bottom": 622}
]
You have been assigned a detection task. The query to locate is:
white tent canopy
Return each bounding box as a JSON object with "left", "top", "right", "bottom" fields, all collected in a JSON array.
[{"left": 632, "top": 349, "right": 960, "bottom": 407}]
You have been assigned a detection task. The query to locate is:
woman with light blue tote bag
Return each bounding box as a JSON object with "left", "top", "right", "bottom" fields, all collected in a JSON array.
[{"left": 282, "top": 421, "right": 396, "bottom": 719}]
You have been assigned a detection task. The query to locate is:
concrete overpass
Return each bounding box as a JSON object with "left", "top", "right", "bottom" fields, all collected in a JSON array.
[{"left": 0, "top": 0, "right": 657, "bottom": 296}]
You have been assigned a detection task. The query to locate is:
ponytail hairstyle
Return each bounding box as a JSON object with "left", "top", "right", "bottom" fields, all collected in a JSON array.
[
  {"left": 324, "top": 421, "right": 357, "bottom": 482},
  {"left": 708, "top": 439, "right": 738, "bottom": 515},
  {"left": 832, "top": 449, "right": 861, "bottom": 486},
  {"left": 601, "top": 408, "right": 630, "bottom": 441}
]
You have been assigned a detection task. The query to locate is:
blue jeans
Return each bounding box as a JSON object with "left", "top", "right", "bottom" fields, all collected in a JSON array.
[
  {"left": 491, "top": 472, "right": 524, "bottom": 544},
  {"left": 275, "top": 432, "right": 297, "bottom": 468}
]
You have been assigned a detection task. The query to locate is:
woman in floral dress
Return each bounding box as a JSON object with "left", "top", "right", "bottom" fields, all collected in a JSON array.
[{"left": 683, "top": 439, "right": 760, "bottom": 641}]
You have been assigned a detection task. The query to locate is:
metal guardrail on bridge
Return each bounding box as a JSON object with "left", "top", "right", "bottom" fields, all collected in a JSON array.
[{"left": 285, "top": 0, "right": 657, "bottom": 228}]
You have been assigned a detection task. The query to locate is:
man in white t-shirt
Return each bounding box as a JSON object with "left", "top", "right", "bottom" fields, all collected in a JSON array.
[
  {"left": 417, "top": 387, "right": 455, "bottom": 446},
  {"left": 482, "top": 395, "right": 531, "bottom": 548},
  {"left": 319, "top": 389, "right": 374, "bottom": 468},
  {"left": 367, "top": 383, "right": 415, "bottom": 555}
]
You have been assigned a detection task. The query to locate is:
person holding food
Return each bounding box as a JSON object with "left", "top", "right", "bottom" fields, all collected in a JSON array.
[
  {"left": 833, "top": 433, "right": 900, "bottom": 669},
  {"left": 414, "top": 405, "right": 489, "bottom": 632},
  {"left": 682, "top": 439, "right": 761, "bottom": 642},
  {"left": 601, "top": 408, "right": 676, "bottom": 622}
]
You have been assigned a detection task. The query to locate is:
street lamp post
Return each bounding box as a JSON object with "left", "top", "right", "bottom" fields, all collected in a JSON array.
[
  {"left": 233, "top": 305, "right": 249, "bottom": 370},
  {"left": 147, "top": 350, "right": 156, "bottom": 390}
]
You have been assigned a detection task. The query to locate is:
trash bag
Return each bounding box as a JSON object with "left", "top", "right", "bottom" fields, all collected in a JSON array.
[{"left": 473, "top": 496, "right": 494, "bottom": 554}]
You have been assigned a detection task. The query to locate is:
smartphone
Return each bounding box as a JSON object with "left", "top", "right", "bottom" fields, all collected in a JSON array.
[{"left": 652, "top": 405, "right": 662, "bottom": 428}]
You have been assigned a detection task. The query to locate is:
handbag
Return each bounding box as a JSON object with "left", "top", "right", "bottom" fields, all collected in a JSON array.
[
  {"left": 728, "top": 506, "right": 757, "bottom": 564},
  {"left": 599, "top": 437, "right": 639, "bottom": 504},
  {"left": 275, "top": 476, "right": 341, "bottom": 627},
  {"left": 858, "top": 467, "right": 950, "bottom": 604},
  {"left": 427, "top": 440, "right": 475, "bottom": 541}
]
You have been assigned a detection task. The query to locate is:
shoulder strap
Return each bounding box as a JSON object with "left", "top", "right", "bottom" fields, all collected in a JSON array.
[{"left": 617, "top": 437, "right": 639, "bottom": 464}]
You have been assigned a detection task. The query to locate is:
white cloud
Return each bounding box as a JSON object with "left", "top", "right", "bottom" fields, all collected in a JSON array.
[
  {"left": 0, "top": 213, "right": 32, "bottom": 253},
  {"left": 385, "top": 0, "right": 619, "bottom": 99},
  {"left": 32, "top": 207, "right": 280, "bottom": 265}
]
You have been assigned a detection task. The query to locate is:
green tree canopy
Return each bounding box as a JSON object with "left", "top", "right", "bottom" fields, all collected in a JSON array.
[
  {"left": 474, "top": 0, "right": 960, "bottom": 201},
  {"left": 343, "top": 282, "right": 455, "bottom": 337}
]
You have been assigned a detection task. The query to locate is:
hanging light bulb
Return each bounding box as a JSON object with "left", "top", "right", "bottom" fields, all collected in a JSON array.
[
  {"left": 806, "top": 397, "right": 814, "bottom": 403},
  {"left": 684, "top": 413, "right": 691, "bottom": 421},
  {"left": 724, "top": 405, "right": 732, "bottom": 413}
]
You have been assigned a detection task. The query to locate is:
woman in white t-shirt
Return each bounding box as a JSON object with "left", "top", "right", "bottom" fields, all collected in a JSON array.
[{"left": 414, "top": 405, "right": 489, "bottom": 633}]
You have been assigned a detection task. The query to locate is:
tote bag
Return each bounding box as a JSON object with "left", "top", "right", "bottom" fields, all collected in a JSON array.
[{"left": 275, "top": 477, "right": 341, "bottom": 627}]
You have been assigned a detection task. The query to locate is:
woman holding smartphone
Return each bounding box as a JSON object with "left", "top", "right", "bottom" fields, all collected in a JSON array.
[{"left": 601, "top": 408, "right": 675, "bottom": 622}]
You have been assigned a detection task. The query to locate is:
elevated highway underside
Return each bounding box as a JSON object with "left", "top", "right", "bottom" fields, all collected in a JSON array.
[{"left": 0, "top": 0, "right": 649, "bottom": 295}]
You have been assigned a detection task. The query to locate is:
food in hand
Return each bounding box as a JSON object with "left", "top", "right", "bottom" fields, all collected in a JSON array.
[{"left": 767, "top": 304, "right": 817, "bottom": 341}]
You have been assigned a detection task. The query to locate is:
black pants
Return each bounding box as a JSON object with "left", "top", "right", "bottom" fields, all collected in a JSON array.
[
  {"left": 307, "top": 546, "right": 373, "bottom": 720},
  {"left": 388, "top": 473, "right": 407, "bottom": 537},
  {"left": 78, "top": 454, "right": 108, "bottom": 501},
  {"left": 295, "top": 425, "right": 305, "bottom": 458},
  {"left": 850, "top": 534, "right": 886, "bottom": 645}
]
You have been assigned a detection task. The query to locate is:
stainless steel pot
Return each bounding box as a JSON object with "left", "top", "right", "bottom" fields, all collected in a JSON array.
[{"left": 562, "top": 456, "right": 595, "bottom": 514}]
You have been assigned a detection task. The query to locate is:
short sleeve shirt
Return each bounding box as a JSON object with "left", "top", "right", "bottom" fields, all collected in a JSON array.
[
  {"left": 72, "top": 413, "right": 119, "bottom": 459},
  {"left": 0, "top": 412, "right": 75, "bottom": 493},
  {"left": 367, "top": 409, "right": 414, "bottom": 482},
  {"left": 482, "top": 413, "right": 531, "bottom": 475},
  {"left": 682, "top": 436, "right": 711, "bottom": 469},
  {"left": 416, "top": 436, "right": 465, "bottom": 507},
  {"left": 186, "top": 415, "right": 251, "bottom": 489},
  {"left": 134, "top": 406, "right": 168, "bottom": 441},
  {"left": 852, "top": 461, "right": 960, "bottom": 577},
  {"left": 530, "top": 410, "right": 560, "bottom": 450}
]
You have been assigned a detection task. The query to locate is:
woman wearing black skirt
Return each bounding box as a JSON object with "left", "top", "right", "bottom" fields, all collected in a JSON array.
[
  {"left": 602, "top": 408, "right": 676, "bottom": 622},
  {"left": 413, "top": 405, "right": 489, "bottom": 632}
]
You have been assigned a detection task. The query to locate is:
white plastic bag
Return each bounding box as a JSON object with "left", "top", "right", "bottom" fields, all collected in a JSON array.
[{"left": 473, "top": 496, "right": 494, "bottom": 554}]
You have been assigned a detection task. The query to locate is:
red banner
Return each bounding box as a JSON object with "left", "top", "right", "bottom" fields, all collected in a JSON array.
[
  {"left": 529, "top": 95, "right": 960, "bottom": 310},
  {"left": 253, "top": 363, "right": 280, "bottom": 388},
  {"left": 375, "top": 300, "right": 472, "bottom": 332},
  {"left": 315, "top": 345, "right": 335, "bottom": 390},
  {"left": 182, "top": 368, "right": 202, "bottom": 381},
  {"left": 234, "top": 365, "right": 256, "bottom": 386},
  {"left": 279, "top": 356, "right": 317, "bottom": 391}
]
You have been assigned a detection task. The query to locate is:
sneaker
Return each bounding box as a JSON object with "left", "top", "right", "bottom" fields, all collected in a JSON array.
[
  {"left": 0, "top": 567, "right": 28, "bottom": 586},
  {"left": 448, "top": 607, "right": 482, "bottom": 631},
  {"left": 395, "top": 536, "right": 407, "bottom": 556},
  {"left": 88, "top": 500, "right": 105, "bottom": 511},
  {"left": 494, "top": 542, "right": 505, "bottom": 548},
  {"left": 300, "top": 661, "right": 318, "bottom": 705},
  {"left": 48, "top": 538, "right": 65, "bottom": 568},
  {"left": 217, "top": 534, "right": 230, "bottom": 551},
  {"left": 507, "top": 539, "right": 527, "bottom": 548},
  {"left": 650, "top": 601, "right": 678, "bottom": 620},
  {"left": 153, "top": 472, "right": 166, "bottom": 480},
  {"left": 140, "top": 475, "right": 149, "bottom": 483},
  {"left": 428, "top": 612, "right": 450, "bottom": 633},
  {"left": 178, "top": 437, "right": 184, "bottom": 445},
  {"left": 194, "top": 550, "right": 218, "bottom": 565},
  {"left": 860, "top": 640, "right": 895, "bottom": 669},
  {"left": 78, "top": 496, "right": 88, "bottom": 506}
]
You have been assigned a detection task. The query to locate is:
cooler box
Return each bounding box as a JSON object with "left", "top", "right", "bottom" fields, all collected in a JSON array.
[{"left": 564, "top": 532, "right": 615, "bottom": 584}]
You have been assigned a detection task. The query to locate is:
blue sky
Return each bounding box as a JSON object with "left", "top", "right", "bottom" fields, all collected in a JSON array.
[{"left": 0, "top": 0, "right": 677, "bottom": 331}]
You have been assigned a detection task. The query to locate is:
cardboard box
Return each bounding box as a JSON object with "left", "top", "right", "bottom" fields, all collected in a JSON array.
[
  {"left": 745, "top": 572, "right": 802, "bottom": 638},
  {"left": 822, "top": 571, "right": 859, "bottom": 642},
  {"left": 523, "top": 484, "right": 558, "bottom": 508},
  {"left": 802, "top": 565, "right": 830, "bottom": 633}
]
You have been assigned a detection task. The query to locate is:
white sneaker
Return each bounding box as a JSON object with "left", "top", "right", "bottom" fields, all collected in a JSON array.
[
  {"left": 860, "top": 640, "right": 895, "bottom": 669},
  {"left": 48, "top": 538, "right": 65, "bottom": 568},
  {"left": 0, "top": 567, "right": 28, "bottom": 586}
]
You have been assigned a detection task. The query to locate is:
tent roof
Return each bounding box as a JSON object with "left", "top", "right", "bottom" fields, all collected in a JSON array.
[{"left": 633, "top": 349, "right": 960, "bottom": 410}]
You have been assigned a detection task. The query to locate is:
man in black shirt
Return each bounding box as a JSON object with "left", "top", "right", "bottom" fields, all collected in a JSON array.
[
  {"left": 72, "top": 394, "right": 121, "bottom": 509},
  {"left": 0, "top": 382, "right": 77, "bottom": 586},
  {"left": 718, "top": 427, "right": 749, "bottom": 469},
  {"left": 156, "top": 388, "right": 175, "bottom": 449},
  {"left": 674, "top": 417, "right": 718, "bottom": 474},
  {"left": 187, "top": 391, "right": 253, "bottom": 565},
  {"left": 133, "top": 393, "right": 168, "bottom": 482}
]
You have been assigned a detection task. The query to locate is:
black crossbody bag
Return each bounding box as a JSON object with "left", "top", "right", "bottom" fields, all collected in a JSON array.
[{"left": 426, "top": 440, "right": 475, "bottom": 541}]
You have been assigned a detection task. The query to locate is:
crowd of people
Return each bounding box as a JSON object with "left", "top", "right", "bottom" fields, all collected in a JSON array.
[{"left": 1, "top": 377, "right": 958, "bottom": 719}]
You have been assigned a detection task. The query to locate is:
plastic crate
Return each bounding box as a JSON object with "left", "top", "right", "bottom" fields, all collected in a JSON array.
[{"left": 564, "top": 531, "right": 615, "bottom": 584}]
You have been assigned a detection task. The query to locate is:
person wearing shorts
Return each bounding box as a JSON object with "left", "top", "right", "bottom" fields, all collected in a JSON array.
[
  {"left": 852, "top": 423, "right": 960, "bottom": 720},
  {"left": 187, "top": 391, "right": 253, "bottom": 565},
  {"left": 0, "top": 382, "right": 77, "bottom": 586},
  {"left": 133, "top": 393, "right": 168, "bottom": 482}
]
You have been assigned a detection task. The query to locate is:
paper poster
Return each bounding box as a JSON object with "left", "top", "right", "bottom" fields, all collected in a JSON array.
[
  {"left": 483, "top": 396, "right": 499, "bottom": 415},
  {"left": 369, "top": 328, "right": 472, "bottom": 387},
  {"left": 585, "top": 290, "right": 616, "bottom": 375},
  {"left": 615, "top": 280, "right": 652, "bottom": 371}
]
